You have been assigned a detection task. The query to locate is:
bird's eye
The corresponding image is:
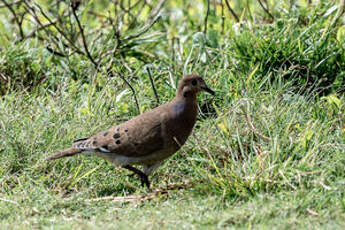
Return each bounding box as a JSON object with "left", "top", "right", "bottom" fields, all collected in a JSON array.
[{"left": 191, "top": 79, "right": 197, "bottom": 86}]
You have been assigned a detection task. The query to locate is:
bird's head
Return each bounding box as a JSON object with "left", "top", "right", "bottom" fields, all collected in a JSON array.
[{"left": 177, "top": 74, "right": 215, "bottom": 98}]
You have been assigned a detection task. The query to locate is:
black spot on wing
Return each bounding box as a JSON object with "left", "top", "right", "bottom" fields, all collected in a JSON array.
[
  {"left": 73, "top": 137, "right": 88, "bottom": 143},
  {"left": 113, "top": 133, "right": 120, "bottom": 139},
  {"left": 125, "top": 129, "right": 128, "bottom": 132},
  {"left": 110, "top": 122, "right": 164, "bottom": 157}
]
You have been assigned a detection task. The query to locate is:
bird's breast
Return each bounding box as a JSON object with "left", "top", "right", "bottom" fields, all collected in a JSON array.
[{"left": 165, "top": 101, "right": 198, "bottom": 148}]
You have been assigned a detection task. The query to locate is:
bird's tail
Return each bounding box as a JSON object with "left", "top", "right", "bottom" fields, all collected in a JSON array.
[{"left": 45, "top": 147, "right": 82, "bottom": 161}]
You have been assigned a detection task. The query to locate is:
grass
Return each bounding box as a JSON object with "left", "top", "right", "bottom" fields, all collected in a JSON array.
[
  {"left": 2, "top": 191, "right": 345, "bottom": 229},
  {"left": 1, "top": 0, "right": 345, "bottom": 229},
  {"left": 1, "top": 67, "right": 344, "bottom": 229}
]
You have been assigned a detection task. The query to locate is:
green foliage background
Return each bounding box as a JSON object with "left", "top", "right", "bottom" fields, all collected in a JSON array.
[{"left": 0, "top": 0, "right": 345, "bottom": 229}]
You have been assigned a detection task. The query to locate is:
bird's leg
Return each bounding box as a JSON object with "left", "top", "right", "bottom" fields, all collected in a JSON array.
[{"left": 123, "top": 165, "right": 150, "bottom": 188}]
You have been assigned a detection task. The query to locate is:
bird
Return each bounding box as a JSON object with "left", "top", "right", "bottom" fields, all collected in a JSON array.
[{"left": 46, "top": 74, "right": 215, "bottom": 188}]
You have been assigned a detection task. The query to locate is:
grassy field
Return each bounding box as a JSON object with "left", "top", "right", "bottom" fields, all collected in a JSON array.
[{"left": 1, "top": 0, "right": 345, "bottom": 229}]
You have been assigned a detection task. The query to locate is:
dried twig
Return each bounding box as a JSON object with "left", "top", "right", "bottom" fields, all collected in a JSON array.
[
  {"left": 0, "top": 0, "right": 22, "bottom": 8},
  {"left": 24, "top": 0, "right": 84, "bottom": 54},
  {"left": 149, "top": 0, "right": 166, "bottom": 20},
  {"left": 23, "top": 0, "right": 81, "bottom": 56},
  {"left": 0, "top": 197, "right": 18, "bottom": 205},
  {"left": 3, "top": 0, "right": 166, "bottom": 81},
  {"left": 146, "top": 67, "right": 160, "bottom": 106},
  {"left": 339, "top": 103, "right": 344, "bottom": 132},
  {"left": 22, "top": 3, "right": 69, "bottom": 57},
  {"left": 257, "top": 0, "right": 274, "bottom": 20},
  {"left": 221, "top": 0, "right": 225, "bottom": 33},
  {"left": 224, "top": 0, "right": 239, "bottom": 22},
  {"left": 330, "top": 0, "right": 345, "bottom": 27},
  {"left": 240, "top": 102, "right": 270, "bottom": 142},
  {"left": 204, "top": 0, "right": 210, "bottom": 34},
  {"left": 320, "top": 143, "right": 345, "bottom": 149},
  {"left": 1, "top": 0, "right": 24, "bottom": 40},
  {"left": 90, "top": 194, "right": 152, "bottom": 202},
  {"left": 87, "top": 180, "right": 193, "bottom": 202},
  {"left": 117, "top": 72, "right": 140, "bottom": 115},
  {"left": 123, "top": 14, "right": 161, "bottom": 41},
  {"left": 24, "top": 19, "right": 58, "bottom": 39},
  {"left": 46, "top": 46, "right": 66, "bottom": 57},
  {"left": 306, "top": 208, "right": 320, "bottom": 216},
  {"left": 71, "top": 3, "right": 99, "bottom": 68}
]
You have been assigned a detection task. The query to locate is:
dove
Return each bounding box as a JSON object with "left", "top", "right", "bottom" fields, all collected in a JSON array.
[{"left": 46, "top": 74, "right": 215, "bottom": 188}]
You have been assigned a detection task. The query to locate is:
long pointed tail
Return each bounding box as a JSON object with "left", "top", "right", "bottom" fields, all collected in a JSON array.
[{"left": 46, "top": 147, "right": 82, "bottom": 161}]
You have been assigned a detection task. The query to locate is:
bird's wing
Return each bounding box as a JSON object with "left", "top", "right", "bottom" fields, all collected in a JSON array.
[{"left": 72, "top": 107, "right": 167, "bottom": 157}]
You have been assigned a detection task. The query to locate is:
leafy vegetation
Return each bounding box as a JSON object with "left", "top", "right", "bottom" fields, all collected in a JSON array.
[{"left": 0, "top": 0, "right": 344, "bottom": 229}]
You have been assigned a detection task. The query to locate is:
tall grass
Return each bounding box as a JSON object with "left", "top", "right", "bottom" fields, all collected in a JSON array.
[{"left": 1, "top": 0, "right": 345, "bottom": 229}]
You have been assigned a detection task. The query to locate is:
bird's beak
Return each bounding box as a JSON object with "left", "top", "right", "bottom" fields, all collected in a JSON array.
[{"left": 201, "top": 86, "right": 215, "bottom": 95}]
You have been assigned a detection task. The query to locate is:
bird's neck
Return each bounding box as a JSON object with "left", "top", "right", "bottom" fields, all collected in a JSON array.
[
  {"left": 168, "top": 94, "right": 198, "bottom": 148},
  {"left": 175, "top": 84, "right": 199, "bottom": 116},
  {"left": 173, "top": 93, "right": 198, "bottom": 119},
  {"left": 175, "top": 93, "right": 197, "bottom": 107},
  {"left": 176, "top": 87, "right": 197, "bottom": 102}
]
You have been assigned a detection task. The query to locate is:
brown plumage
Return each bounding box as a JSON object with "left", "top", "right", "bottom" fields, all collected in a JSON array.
[{"left": 46, "top": 74, "right": 214, "bottom": 188}]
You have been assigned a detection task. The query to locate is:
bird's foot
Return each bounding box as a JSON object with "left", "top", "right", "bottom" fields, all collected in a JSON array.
[
  {"left": 123, "top": 165, "right": 150, "bottom": 189},
  {"left": 139, "top": 174, "right": 150, "bottom": 189}
]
